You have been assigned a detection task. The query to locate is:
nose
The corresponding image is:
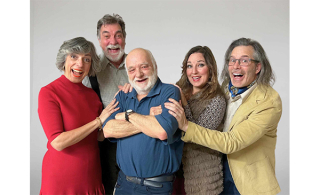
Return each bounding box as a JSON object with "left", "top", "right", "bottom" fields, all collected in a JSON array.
[
  {"left": 136, "top": 68, "right": 144, "bottom": 78},
  {"left": 76, "top": 57, "right": 83, "bottom": 67},
  {"left": 192, "top": 66, "right": 198, "bottom": 74},
  {"left": 109, "top": 36, "right": 118, "bottom": 45}
]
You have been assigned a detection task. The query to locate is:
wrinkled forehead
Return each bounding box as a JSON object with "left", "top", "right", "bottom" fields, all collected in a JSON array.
[
  {"left": 126, "top": 50, "right": 151, "bottom": 66},
  {"left": 230, "top": 45, "right": 255, "bottom": 58}
]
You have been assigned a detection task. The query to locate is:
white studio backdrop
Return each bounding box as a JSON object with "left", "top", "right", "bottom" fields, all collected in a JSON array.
[{"left": 31, "top": 0, "right": 289, "bottom": 194}]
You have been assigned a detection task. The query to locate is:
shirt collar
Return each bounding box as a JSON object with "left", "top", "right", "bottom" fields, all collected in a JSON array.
[
  {"left": 100, "top": 53, "right": 127, "bottom": 70},
  {"left": 227, "top": 83, "right": 257, "bottom": 102}
]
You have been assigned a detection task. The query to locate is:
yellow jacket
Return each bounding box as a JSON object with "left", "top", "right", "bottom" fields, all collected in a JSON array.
[{"left": 181, "top": 85, "right": 282, "bottom": 195}]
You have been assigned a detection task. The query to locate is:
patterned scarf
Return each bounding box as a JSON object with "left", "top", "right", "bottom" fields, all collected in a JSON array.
[{"left": 228, "top": 80, "right": 256, "bottom": 98}]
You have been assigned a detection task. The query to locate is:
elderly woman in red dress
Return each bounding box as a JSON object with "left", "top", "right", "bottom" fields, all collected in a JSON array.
[{"left": 38, "top": 37, "right": 119, "bottom": 195}]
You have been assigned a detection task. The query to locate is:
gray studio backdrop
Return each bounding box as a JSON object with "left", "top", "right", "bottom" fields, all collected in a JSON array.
[{"left": 31, "top": 0, "right": 289, "bottom": 194}]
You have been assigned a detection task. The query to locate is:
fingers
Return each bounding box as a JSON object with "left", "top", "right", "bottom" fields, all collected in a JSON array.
[
  {"left": 167, "top": 98, "right": 184, "bottom": 111},
  {"left": 149, "top": 105, "right": 162, "bottom": 116},
  {"left": 105, "top": 100, "right": 119, "bottom": 112},
  {"left": 119, "top": 83, "right": 132, "bottom": 93},
  {"left": 165, "top": 102, "right": 181, "bottom": 115},
  {"left": 118, "top": 85, "right": 123, "bottom": 90},
  {"left": 114, "top": 90, "right": 120, "bottom": 98}
]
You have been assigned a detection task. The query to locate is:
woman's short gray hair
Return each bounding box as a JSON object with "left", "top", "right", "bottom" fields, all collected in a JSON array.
[
  {"left": 56, "top": 37, "right": 100, "bottom": 76},
  {"left": 221, "top": 37, "right": 275, "bottom": 89}
]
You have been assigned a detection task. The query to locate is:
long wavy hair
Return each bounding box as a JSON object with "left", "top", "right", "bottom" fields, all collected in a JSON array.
[
  {"left": 220, "top": 37, "right": 275, "bottom": 89},
  {"left": 176, "top": 46, "right": 224, "bottom": 101}
]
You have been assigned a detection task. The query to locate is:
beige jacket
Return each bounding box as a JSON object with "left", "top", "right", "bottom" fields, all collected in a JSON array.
[{"left": 181, "top": 85, "right": 282, "bottom": 195}]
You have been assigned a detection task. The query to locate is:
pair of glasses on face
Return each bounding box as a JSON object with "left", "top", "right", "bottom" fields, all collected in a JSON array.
[{"left": 228, "top": 57, "right": 259, "bottom": 66}]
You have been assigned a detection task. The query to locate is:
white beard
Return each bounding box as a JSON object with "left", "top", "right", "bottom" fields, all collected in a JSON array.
[
  {"left": 103, "top": 44, "right": 125, "bottom": 62},
  {"left": 129, "top": 73, "right": 158, "bottom": 95}
]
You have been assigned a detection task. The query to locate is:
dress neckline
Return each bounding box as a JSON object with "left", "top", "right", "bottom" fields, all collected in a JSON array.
[{"left": 59, "top": 75, "right": 86, "bottom": 91}]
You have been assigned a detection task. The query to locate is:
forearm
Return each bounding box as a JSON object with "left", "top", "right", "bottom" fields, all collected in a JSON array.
[
  {"left": 182, "top": 121, "right": 237, "bottom": 154},
  {"left": 51, "top": 118, "right": 101, "bottom": 151},
  {"left": 130, "top": 114, "right": 167, "bottom": 140},
  {"left": 103, "top": 119, "right": 141, "bottom": 138}
]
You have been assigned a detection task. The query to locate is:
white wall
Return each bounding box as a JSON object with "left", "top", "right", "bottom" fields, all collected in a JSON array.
[{"left": 31, "top": 0, "right": 289, "bottom": 194}]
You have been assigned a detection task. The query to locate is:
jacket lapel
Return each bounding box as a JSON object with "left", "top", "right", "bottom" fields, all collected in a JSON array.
[{"left": 227, "top": 85, "right": 266, "bottom": 132}]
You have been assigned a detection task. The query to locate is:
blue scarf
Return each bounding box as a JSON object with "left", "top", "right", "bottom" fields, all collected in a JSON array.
[{"left": 228, "top": 80, "right": 256, "bottom": 98}]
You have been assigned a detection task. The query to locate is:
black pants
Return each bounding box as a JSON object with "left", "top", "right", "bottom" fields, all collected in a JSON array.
[{"left": 99, "top": 140, "right": 118, "bottom": 195}]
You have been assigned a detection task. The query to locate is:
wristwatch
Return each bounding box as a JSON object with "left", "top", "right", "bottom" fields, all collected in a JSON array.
[{"left": 125, "top": 109, "right": 135, "bottom": 122}]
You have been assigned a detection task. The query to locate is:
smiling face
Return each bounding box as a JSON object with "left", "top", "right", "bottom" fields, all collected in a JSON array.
[
  {"left": 126, "top": 49, "right": 157, "bottom": 95},
  {"left": 186, "top": 52, "right": 210, "bottom": 94},
  {"left": 98, "top": 23, "right": 126, "bottom": 65},
  {"left": 228, "top": 46, "right": 261, "bottom": 88},
  {"left": 64, "top": 53, "right": 91, "bottom": 83}
]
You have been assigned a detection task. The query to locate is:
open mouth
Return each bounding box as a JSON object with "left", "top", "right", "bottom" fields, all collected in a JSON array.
[
  {"left": 107, "top": 45, "right": 121, "bottom": 54},
  {"left": 233, "top": 73, "right": 243, "bottom": 78},
  {"left": 192, "top": 76, "right": 201, "bottom": 82},
  {"left": 107, "top": 48, "right": 120, "bottom": 53},
  {"left": 136, "top": 78, "right": 148, "bottom": 83},
  {"left": 72, "top": 69, "right": 83, "bottom": 77}
]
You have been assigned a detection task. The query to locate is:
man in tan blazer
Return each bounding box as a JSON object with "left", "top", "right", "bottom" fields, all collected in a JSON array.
[{"left": 165, "top": 38, "right": 282, "bottom": 195}]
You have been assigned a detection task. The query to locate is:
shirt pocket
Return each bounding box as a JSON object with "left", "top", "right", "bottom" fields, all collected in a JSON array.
[{"left": 246, "top": 156, "right": 279, "bottom": 193}]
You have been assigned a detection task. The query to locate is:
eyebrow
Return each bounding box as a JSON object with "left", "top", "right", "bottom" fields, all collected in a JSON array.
[
  {"left": 187, "top": 60, "right": 205, "bottom": 63},
  {"left": 101, "top": 30, "right": 123, "bottom": 35}
]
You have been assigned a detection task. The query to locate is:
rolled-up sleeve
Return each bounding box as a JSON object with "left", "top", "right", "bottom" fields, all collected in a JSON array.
[{"left": 155, "top": 85, "right": 181, "bottom": 145}]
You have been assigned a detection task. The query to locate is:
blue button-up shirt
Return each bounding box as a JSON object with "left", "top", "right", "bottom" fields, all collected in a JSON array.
[{"left": 102, "top": 78, "right": 184, "bottom": 178}]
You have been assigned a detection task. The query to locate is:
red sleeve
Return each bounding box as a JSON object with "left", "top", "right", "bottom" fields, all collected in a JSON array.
[{"left": 38, "top": 87, "right": 64, "bottom": 143}]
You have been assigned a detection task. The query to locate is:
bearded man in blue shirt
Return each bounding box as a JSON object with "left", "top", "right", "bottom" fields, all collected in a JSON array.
[{"left": 102, "top": 48, "right": 183, "bottom": 194}]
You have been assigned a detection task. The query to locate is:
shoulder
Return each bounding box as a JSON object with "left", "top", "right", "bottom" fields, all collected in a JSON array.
[
  {"left": 253, "top": 85, "right": 282, "bottom": 109},
  {"left": 160, "top": 82, "right": 180, "bottom": 93},
  {"left": 38, "top": 80, "right": 60, "bottom": 102},
  {"left": 114, "top": 90, "right": 130, "bottom": 102},
  {"left": 255, "top": 85, "right": 281, "bottom": 100},
  {"left": 39, "top": 77, "right": 61, "bottom": 95}
]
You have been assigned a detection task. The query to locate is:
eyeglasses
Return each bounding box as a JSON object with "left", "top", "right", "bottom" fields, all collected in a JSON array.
[{"left": 228, "top": 57, "right": 259, "bottom": 66}]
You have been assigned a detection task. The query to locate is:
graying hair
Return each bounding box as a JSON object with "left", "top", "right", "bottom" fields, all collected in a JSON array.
[
  {"left": 56, "top": 37, "right": 100, "bottom": 76},
  {"left": 220, "top": 37, "right": 275, "bottom": 89},
  {"left": 125, "top": 48, "right": 158, "bottom": 73},
  {"left": 97, "top": 14, "right": 126, "bottom": 39}
]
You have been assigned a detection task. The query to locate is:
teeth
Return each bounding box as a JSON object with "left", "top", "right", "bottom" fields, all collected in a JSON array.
[
  {"left": 233, "top": 73, "right": 242, "bottom": 76},
  {"left": 73, "top": 69, "right": 83, "bottom": 73},
  {"left": 193, "top": 77, "right": 200, "bottom": 79}
]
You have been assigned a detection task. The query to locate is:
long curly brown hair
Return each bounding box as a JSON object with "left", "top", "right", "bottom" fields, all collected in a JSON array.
[{"left": 176, "top": 46, "right": 224, "bottom": 101}]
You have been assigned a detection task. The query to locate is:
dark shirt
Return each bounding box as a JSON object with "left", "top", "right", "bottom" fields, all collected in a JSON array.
[{"left": 103, "top": 78, "right": 184, "bottom": 178}]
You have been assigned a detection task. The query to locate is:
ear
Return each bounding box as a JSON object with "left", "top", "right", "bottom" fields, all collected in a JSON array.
[{"left": 255, "top": 63, "right": 261, "bottom": 74}]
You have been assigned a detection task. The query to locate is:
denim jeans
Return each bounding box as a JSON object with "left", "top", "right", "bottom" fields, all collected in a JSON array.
[
  {"left": 221, "top": 154, "right": 241, "bottom": 195},
  {"left": 114, "top": 170, "right": 173, "bottom": 195}
]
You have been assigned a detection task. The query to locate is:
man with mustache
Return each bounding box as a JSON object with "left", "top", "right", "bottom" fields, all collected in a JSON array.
[
  {"left": 102, "top": 48, "right": 184, "bottom": 194},
  {"left": 82, "top": 14, "right": 128, "bottom": 194}
]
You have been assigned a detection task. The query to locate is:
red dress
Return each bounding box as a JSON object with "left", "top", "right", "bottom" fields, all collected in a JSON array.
[{"left": 38, "top": 75, "right": 105, "bottom": 195}]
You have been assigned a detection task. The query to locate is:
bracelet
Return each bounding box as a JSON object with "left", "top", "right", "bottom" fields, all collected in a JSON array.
[{"left": 96, "top": 117, "right": 102, "bottom": 131}]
